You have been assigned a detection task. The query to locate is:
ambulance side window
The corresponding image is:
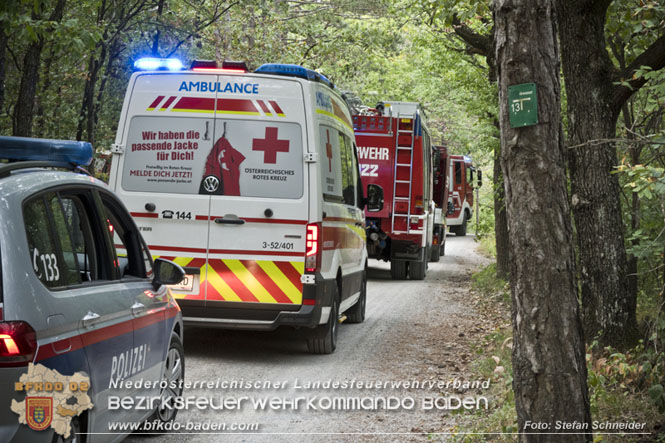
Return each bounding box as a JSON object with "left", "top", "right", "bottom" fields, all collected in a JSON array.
[{"left": 339, "top": 132, "right": 356, "bottom": 206}]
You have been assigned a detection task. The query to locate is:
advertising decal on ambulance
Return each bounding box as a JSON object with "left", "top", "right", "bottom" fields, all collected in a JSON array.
[{"left": 122, "top": 117, "right": 303, "bottom": 199}]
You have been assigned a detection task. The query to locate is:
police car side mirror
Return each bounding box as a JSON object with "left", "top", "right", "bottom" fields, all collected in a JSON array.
[
  {"left": 366, "top": 184, "right": 384, "bottom": 212},
  {"left": 477, "top": 170, "right": 483, "bottom": 188},
  {"left": 152, "top": 258, "right": 186, "bottom": 290}
]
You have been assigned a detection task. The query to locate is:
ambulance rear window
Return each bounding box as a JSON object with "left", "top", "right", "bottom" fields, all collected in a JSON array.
[{"left": 121, "top": 116, "right": 304, "bottom": 199}]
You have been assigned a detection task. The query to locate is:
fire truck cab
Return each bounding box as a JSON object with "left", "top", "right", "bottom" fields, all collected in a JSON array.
[
  {"left": 447, "top": 154, "right": 480, "bottom": 236},
  {"left": 109, "top": 59, "right": 378, "bottom": 354}
]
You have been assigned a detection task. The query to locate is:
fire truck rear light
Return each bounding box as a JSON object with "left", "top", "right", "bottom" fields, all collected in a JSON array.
[{"left": 0, "top": 322, "right": 37, "bottom": 367}]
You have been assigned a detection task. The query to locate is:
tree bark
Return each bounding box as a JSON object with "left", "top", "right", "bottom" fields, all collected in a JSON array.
[
  {"left": 493, "top": 140, "right": 510, "bottom": 279},
  {"left": 494, "top": 0, "right": 591, "bottom": 440},
  {"left": 556, "top": 0, "right": 639, "bottom": 348},
  {"left": 12, "top": 0, "right": 66, "bottom": 137},
  {"left": 0, "top": 24, "right": 7, "bottom": 115}
]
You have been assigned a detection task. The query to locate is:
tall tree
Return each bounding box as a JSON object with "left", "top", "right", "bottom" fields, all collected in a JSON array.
[
  {"left": 494, "top": 0, "right": 591, "bottom": 438},
  {"left": 556, "top": 0, "right": 665, "bottom": 348},
  {"left": 13, "top": 0, "right": 66, "bottom": 136}
]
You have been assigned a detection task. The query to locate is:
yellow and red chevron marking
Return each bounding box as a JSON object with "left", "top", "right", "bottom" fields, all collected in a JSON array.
[{"left": 156, "top": 256, "right": 303, "bottom": 304}]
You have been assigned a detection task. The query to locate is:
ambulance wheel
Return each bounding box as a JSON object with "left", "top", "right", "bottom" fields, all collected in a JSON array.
[
  {"left": 430, "top": 243, "right": 441, "bottom": 262},
  {"left": 409, "top": 257, "right": 427, "bottom": 280},
  {"left": 307, "top": 288, "right": 338, "bottom": 354},
  {"left": 148, "top": 333, "right": 185, "bottom": 425},
  {"left": 52, "top": 416, "right": 81, "bottom": 443},
  {"left": 390, "top": 260, "right": 407, "bottom": 280},
  {"left": 346, "top": 270, "right": 366, "bottom": 323}
]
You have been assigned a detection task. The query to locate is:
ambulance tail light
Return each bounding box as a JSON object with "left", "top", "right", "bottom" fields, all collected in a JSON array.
[
  {"left": 134, "top": 57, "right": 184, "bottom": 71},
  {"left": 0, "top": 321, "right": 36, "bottom": 367},
  {"left": 305, "top": 223, "right": 321, "bottom": 273}
]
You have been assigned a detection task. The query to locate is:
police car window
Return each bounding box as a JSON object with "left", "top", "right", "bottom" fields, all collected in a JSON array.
[
  {"left": 50, "top": 195, "right": 97, "bottom": 284},
  {"left": 100, "top": 194, "right": 150, "bottom": 279},
  {"left": 24, "top": 193, "right": 98, "bottom": 288}
]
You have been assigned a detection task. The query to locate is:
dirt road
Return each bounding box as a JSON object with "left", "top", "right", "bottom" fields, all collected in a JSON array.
[{"left": 127, "top": 235, "right": 490, "bottom": 442}]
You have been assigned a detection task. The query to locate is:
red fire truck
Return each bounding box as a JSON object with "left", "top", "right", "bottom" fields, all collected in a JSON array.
[
  {"left": 431, "top": 145, "right": 451, "bottom": 261},
  {"left": 353, "top": 101, "right": 433, "bottom": 280},
  {"left": 446, "top": 153, "right": 480, "bottom": 236}
]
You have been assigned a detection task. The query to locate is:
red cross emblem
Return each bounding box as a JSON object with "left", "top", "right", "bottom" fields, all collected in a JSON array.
[
  {"left": 252, "top": 127, "right": 290, "bottom": 164},
  {"left": 325, "top": 130, "right": 333, "bottom": 172}
]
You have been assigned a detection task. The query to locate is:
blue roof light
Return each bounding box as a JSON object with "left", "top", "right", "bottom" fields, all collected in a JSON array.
[
  {"left": 0, "top": 136, "right": 93, "bottom": 166},
  {"left": 255, "top": 64, "right": 334, "bottom": 89},
  {"left": 134, "top": 57, "right": 184, "bottom": 71}
]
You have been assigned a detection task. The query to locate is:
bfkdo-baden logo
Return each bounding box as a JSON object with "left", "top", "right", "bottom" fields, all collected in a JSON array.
[
  {"left": 26, "top": 397, "right": 53, "bottom": 431},
  {"left": 10, "top": 363, "right": 93, "bottom": 438}
]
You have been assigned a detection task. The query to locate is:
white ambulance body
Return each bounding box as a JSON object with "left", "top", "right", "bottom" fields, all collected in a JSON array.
[{"left": 109, "top": 60, "right": 376, "bottom": 353}]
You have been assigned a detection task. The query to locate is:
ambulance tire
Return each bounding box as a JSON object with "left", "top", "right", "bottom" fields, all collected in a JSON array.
[
  {"left": 346, "top": 270, "right": 366, "bottom": 324},
  {"left": 147, "top": 333, "right": 185, "bottom": 426},
  {"left": 52, "top": 416, "right": 81, "bottom": 443},
  {"left": 307, "top": 288, "right": 339, "bottom": 354},
  {"left": 390, "top": 260, "right": 408, "bottom": 280},
  {"left": 409, "top": 256, "right": 427, "bottom": 280},
  {"left": 430, "top": 243, "right": 441, "bottom": 262}
]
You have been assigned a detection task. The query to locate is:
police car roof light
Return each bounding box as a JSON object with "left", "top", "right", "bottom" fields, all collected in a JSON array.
[
  {"left": 134, "top": 57, "right": 184, "bottom": 71},
  {"left": 0, "top": 136, "right": 94, "bottom": 166}
]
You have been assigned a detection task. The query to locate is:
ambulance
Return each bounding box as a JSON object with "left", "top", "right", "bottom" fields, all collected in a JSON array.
[{"left": 109, "top": 59, "right": 381, "bottom": 354}]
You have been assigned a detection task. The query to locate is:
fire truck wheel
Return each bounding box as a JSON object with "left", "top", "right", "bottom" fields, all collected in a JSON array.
[
  {"left": 346, "top": 270, "right": 366, "bottom": 323},
  {"left": 430, "top": 243, "right": 441, "bottom": 262},
  {"left": 409, "top": 257, "right": 427, "bottom": 280},
  {"left": 307, "top": 288, "right": 339, "bottom": 354},
  {"left": 390, "top": 260, "right": 408, "bottom": 280},
  {"left": 456, "top": 217, "right": 468, "bottom": 236}
]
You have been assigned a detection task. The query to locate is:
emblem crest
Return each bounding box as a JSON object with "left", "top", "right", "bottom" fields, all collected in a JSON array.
[{"left": 26, "top": 397, "right": 53, "bottom": 432}]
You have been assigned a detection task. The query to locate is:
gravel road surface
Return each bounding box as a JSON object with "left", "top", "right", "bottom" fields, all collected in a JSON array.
[{"left": 126, "top": 235, "right": 490, "bottom": 442}]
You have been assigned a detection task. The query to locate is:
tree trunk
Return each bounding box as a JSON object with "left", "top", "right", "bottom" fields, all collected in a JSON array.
[
  {"left": 0, "top": 25, "right": 7, "bottom": 115},
  {"left": 493, "top": 138, "right": 510, "bottom": 279},
  {"left": 13, "top": 39, "right": 43, "bottom": 136},
  {"left": 556, "top": 0, "right": 639, "bottom": 348},
  {"left": 494, "top": 0, "right": 591, "bottom": 440}
]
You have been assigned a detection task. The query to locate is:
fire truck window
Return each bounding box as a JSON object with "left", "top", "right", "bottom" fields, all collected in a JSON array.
[
  {"left": 455, "top": 162, "right": 462, "bottom": 185},
  {"left": 468, "top": 167, "right": 474, "bottom": 185}
]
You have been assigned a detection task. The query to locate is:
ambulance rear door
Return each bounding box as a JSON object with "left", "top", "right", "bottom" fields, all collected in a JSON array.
[
  {"left": 202, "top": 76, "right": 308, "bottom": 308},
  {"left": 112, "top": 72, "right": 218, "bottom": 304}
]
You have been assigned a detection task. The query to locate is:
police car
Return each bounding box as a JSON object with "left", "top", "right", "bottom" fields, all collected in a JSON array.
[
  {"left": 109, "top": 59, "right": 383, "bottom": 354},
  {"left": 0, "top": 136, "right": 185, "bottom": 442}
]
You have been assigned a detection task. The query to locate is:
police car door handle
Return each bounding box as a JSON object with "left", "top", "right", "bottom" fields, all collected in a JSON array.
[
  {"left": 131, "top": 302, "right": 145, "bottom": 314},
  {"left": 214, "top": 217, "right": 245, "bottom": 225},
  {"left": 81, "top": 311, "right": 100, "bottom": 327}
]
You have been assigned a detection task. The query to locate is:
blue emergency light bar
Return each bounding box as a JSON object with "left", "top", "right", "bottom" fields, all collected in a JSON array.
[
  {"left": 255, "top": 64, "right": 334, "bottom": 89},
  {"left": 134, "top": 57, "right": 184, "bottom": 71},
  {"left": 0, "top": 136, "right": 93, "bottom": 166}
]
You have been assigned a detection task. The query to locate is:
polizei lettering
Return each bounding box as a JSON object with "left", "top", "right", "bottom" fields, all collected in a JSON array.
[
  {"left": 178, "top": 81, "right": 259, "bottom": 94},
  {"left": 109, "top": 343, "right": 149, "bottom": 387}
]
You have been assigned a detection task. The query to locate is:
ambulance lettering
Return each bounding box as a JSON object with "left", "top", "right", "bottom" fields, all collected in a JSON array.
[
  {"left": 178, "top": 81, "right": 259, "bottom": 94},
  {"left": 108, "top": 343, "right": 149, "bottom": 387},
  {"left": 199, "top": 123, "right": 245, "bottom": 195}
]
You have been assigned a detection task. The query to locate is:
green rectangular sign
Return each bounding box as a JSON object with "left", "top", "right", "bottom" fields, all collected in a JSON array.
[{"left": 508, "top": 83, "right": 538, "bottom": 128}]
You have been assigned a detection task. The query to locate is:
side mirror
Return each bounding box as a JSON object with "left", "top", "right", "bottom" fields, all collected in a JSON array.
[
  {"left": 477, "top": 170, "right": 483, "bottom": 187},
  {"left": 152, "top": 258, "right": 186, "bottom": 290},
  {"left": 366, "top": 184, "right": 384, "bottom": 212}
]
